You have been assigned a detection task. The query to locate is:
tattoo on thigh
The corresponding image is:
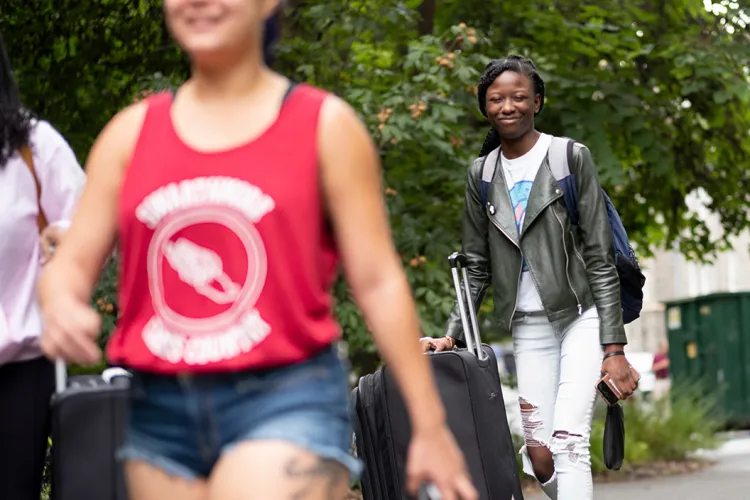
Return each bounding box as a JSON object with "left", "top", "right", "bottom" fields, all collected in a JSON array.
[{"left": 285, "top": 457, "right": 347, "bottom": 500}]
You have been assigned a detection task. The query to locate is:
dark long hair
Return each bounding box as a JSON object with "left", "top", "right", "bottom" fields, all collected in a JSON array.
[
  {"left": 263, "top": 11, "right": 281, "bottom": 66},
  {"left": 477, "top": 54, "right": 545, "bottom": 157},
  {"left": 0, "top": 30, "right": 34, "bottom": 168}
]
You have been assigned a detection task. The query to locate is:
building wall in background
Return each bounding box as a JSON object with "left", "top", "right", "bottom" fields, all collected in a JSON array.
[{"left": 624, "top": 192, "right": 750, "bottom": 353}]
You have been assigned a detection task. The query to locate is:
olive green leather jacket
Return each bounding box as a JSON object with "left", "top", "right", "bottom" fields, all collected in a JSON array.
[{"left": 445, "top": 142, "right": 627, "bottom": 346}]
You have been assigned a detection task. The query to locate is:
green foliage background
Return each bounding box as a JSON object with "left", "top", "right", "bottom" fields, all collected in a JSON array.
[{"left": 2, "top": 0, "right": 748, "bottom": 373}]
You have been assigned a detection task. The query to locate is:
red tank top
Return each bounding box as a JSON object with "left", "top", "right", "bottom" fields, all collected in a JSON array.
[{"left": 107, "top": 84, "right": 341, "bottom": 374}]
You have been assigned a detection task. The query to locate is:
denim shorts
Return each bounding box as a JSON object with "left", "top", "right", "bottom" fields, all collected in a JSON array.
[{"left": 117, "top": 345, "right": 362, "bottom": 481}]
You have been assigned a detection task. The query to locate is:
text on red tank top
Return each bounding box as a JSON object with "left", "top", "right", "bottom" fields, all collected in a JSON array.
[{"left": 136, "top": 177, "right": 275, "bottom": 361}]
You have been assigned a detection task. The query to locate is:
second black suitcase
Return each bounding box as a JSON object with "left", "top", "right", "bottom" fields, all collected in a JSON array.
[
  {"left": 352, "top": 252, "right": 524, "bottom": 500},
  {"left": 50, "top": 361, "right": 131, "bottom": 500}
]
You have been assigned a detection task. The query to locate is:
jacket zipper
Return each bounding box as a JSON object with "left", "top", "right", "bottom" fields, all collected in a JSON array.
[
  {"left": 488, "top": 215, "right": 522, "bottom": 329},
  {"left": 553, "top": 209, "right": 582, "bottom": 315}
]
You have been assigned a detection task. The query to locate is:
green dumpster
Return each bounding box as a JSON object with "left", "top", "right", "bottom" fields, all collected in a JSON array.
[{"left": 665, "top": 292, "right": 750, "bottom": 425}]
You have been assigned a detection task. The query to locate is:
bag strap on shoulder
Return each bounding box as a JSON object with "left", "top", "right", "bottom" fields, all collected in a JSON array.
[
  {"left": 480, "top": 148, "right": 498, "bottom": 184},
  {"left": 547, "top": 137, "right": 579, "bottom": 225},
  {"left": 547, "top": 136, "right": 574, "bottom": 180},
  {"left": 20, "top": 144, "right": 48, "bottom": 233},
  {"left": 479, "top": 147, "right": 500, "bottom": 207}
]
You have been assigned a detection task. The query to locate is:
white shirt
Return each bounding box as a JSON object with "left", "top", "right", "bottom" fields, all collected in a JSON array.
[
  {"left": 501, "top": 133, "right": 552, "bottom": 312},
  {"left": 0, "top": 120, "right": 86, "bottom": 364}
]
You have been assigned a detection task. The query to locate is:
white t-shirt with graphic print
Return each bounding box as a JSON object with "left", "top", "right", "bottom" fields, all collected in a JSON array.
[{"left": 500, "top": 133, "right": 552, "bottom": 312}]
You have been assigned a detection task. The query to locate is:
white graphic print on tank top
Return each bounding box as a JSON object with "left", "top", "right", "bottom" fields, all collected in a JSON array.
[{"left": 135, "top": 176, "right": 274, "bottom": 365}]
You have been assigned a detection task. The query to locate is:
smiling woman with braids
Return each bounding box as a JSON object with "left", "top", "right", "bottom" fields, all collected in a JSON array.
[
  {"left": 422, "top": 54, "right": 639, "bottom": 499},
  {"left": 0, "top": 30, "right": 85, "bottom": 500}
]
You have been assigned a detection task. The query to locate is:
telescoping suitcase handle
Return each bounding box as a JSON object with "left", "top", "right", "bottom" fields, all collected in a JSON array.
[
  {"left": 55, "top": 359, "right": 131, "bottom": 394},
  {"left": 448, "top": 252, "right": 487, "bottom": 361},
  {"left": 55, "top": 359, "right": 66, "bottom": 394}
]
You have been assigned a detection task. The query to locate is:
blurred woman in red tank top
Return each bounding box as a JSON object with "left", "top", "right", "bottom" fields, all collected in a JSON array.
[{"left": 37, "top": 1, "right": 477, "bottom": 499}]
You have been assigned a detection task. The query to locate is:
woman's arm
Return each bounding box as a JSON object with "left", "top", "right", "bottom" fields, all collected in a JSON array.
[
  {"left": 572, "top": 145, "right": 627, "bottom": 346},
  {"left": 318, "top": 95, "right": 443, "bottom": 433},
  {"left": 573, "top": 144, "right": 637, "bottom": 398},
  {"left": 318, "top": 95, "right": 476, "bottom": 499},
  {"left": 652, "top": 357, "right": 670, "bottom": 371},
  {"left": 38, "top": 102, "right": 147, "bottom": 364}
]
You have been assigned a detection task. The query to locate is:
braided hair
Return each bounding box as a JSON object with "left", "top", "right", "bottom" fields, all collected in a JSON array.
[
  {"left": 477, "top": 54, "right": 545, "bottom": 157},
  {"left": 0, "top": 30, "right": 35, "bottom": 169}
]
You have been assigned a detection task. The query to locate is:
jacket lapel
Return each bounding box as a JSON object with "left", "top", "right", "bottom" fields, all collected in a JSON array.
[
  {"left": 485, "top": 149, "right": 521, "bottom": 245},
  {"left": 521, "top": 155, "right": 563, "bottom": 234}
]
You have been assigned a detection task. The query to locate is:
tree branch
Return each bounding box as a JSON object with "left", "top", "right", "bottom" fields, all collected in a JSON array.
[{"left": 418, "top": 0, "right": 438, "bottom": 35}]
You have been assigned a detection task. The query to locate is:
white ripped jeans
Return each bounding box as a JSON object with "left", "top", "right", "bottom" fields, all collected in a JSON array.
[{"left": 512, "top": 307, "right": 603, "bottom": 500}]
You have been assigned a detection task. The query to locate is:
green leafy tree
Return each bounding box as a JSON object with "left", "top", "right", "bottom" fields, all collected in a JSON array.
[
  {"left": 1, "top": 0, "right": 187, "bottom": 160},
  {"left": 3, "top": 0, "right": 749, "bottom": 375},
  {"left": 436, "top": 0, "right": 750, "bottom": 260}
]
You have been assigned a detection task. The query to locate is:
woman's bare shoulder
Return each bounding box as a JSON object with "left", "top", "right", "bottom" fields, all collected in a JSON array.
[{"left": 87, "top": 98, "right": 155, "bottom": 178}]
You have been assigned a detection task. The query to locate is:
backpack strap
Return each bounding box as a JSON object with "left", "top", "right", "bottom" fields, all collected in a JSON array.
[
  {"left": 547, "top": 137, "right": 572, "bottom": 179},
  {"left": 479, "top": 147, "right": 500, "bottom": 207},
  {"left": 20, "top": 145, "right": 49, "bottom": 233},
  {"left": 547, "top": 137, "right": 579, "bottom": 225}
]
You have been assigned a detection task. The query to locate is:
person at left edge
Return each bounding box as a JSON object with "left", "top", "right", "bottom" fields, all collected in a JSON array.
[{"left": 0, "top": 29, "right": 86, "bottom": 500}]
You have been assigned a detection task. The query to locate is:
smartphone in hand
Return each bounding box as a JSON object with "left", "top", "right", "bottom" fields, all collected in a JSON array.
[
  {"left": 596, "top": 374, "right": 622, "bottom": 405},
  {"left": 596, "top": 365, "right": 641, "bottom": 405}
]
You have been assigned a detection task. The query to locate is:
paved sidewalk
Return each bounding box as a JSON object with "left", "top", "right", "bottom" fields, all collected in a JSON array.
[{"left": 525, "top": 437, "right": 750, "bottom": 500}]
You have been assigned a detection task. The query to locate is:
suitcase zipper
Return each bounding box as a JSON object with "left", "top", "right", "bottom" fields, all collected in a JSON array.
[
  {"left": 358, "top": 377, "right": 385, "bottom": 500},
  {"left": 374, "top": 370, "right": 402, "bottom": 498}
]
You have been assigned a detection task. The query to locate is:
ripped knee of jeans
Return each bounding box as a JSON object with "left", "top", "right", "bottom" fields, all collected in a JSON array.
[
  {"left": 550, "top": 430, "right": 590, "bottom": 469},
  {"left": 519, "top": 397, "right": 548, "bottom": 448},
  {"left": 519, "top": 398, "right": 555, "bottom": 482}
]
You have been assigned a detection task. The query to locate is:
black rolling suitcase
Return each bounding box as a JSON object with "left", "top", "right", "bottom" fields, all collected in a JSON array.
[
  {"left": 352, "top": 252, "right": 524, "bottom": 500},
  {"left": 50, "top": 360, "right": 131, "bottom": 500}
]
